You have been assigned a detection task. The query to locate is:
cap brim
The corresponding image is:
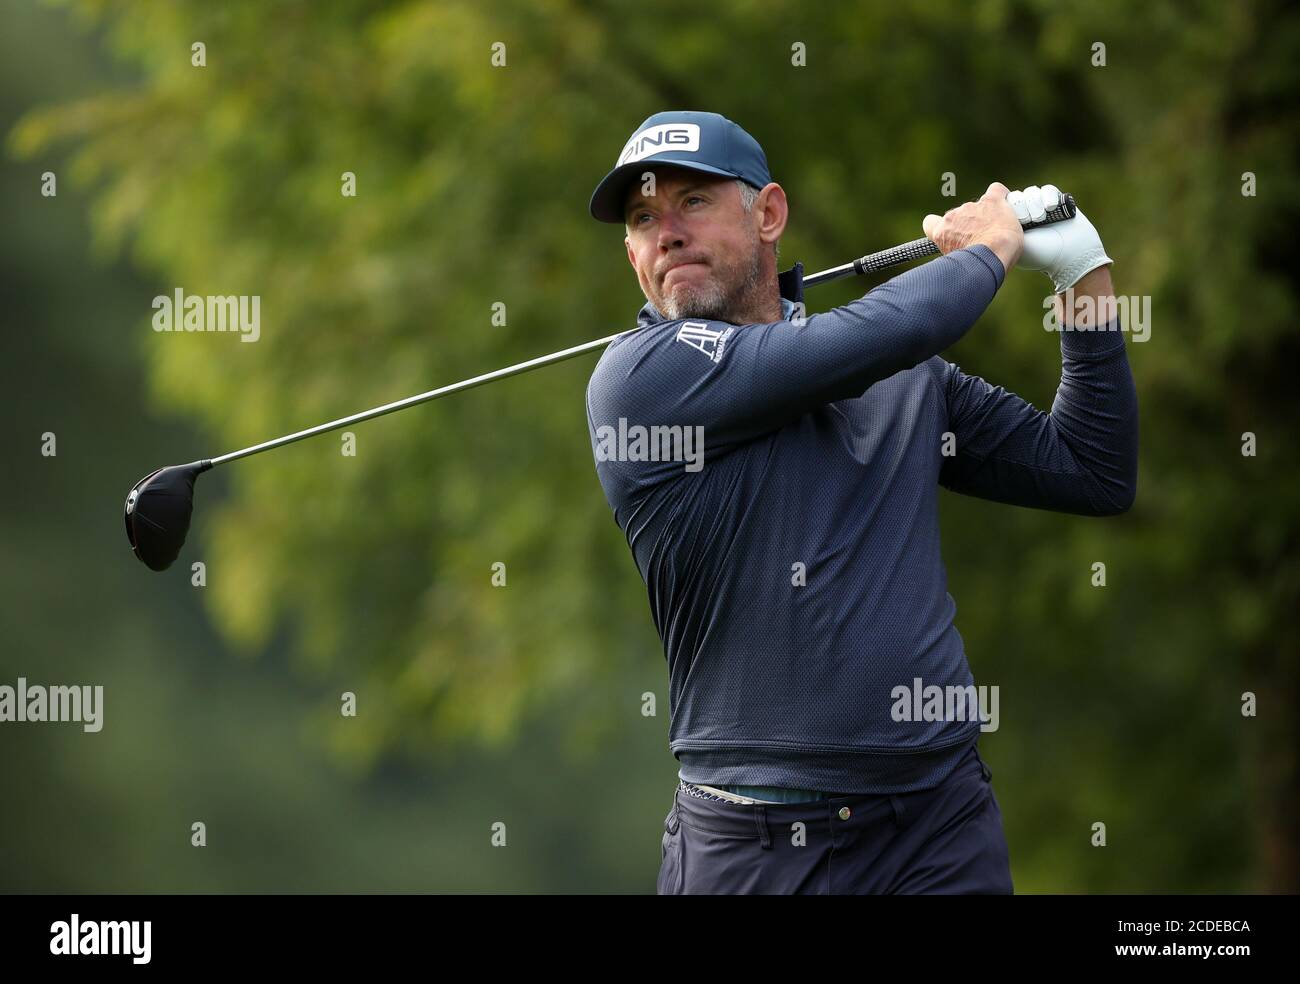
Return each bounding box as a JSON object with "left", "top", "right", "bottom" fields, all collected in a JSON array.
[{"left": 589, "top": 159, "right": 742, "bottom": 224}]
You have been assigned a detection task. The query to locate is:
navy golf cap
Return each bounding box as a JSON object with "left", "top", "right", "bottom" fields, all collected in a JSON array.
[{"left": 589, "top": 111, "right": 773, "bottom": 224}]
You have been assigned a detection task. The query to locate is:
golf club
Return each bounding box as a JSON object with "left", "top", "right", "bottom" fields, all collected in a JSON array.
[{"left": 124, "top": 193, "right": 1077, "bottom": 571}]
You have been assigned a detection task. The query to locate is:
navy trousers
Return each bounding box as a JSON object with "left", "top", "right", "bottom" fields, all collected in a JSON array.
[{"left": 657, "top": 743, "right": 1013, "bottom": 894}]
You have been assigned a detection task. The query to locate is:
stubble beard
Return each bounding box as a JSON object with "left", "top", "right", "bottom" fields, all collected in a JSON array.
[{"left": 660, "top": 231, "right": 766, "bottom": 324}]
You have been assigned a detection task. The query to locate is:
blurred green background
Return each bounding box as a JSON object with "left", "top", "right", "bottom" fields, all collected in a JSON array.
[{"left": 2, "top": 0, "right": 1295, "bottom": 893}]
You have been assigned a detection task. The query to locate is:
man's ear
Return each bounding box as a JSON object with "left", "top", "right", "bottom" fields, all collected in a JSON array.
[{"left": 755, "top": 182, "right": 789, "bottom": 246}]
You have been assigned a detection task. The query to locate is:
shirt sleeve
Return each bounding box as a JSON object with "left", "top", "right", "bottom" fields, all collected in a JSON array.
[
  {"left": 588, "top": 244, "right": 1007, "bottom": 467},
  {"left": 935, "top": 320, "right": 1139, "bottom": 515}
]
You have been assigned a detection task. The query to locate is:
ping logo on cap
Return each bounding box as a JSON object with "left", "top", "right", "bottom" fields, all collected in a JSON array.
[{"left": 618, "top": 123, "right": 700, "bottom": 166}]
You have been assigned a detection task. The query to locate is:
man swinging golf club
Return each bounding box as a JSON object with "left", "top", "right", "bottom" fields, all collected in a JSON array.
[{"left": 585, "top": 110, "right": 1137, "bottom": 894}]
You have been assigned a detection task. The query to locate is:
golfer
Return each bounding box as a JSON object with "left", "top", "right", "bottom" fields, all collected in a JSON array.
[{"left": 585, "top": 111, "right": 1137, "bottom": 894}]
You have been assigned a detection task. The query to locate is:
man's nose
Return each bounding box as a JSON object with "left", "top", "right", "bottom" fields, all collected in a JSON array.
[{"left": 656, "top": 210, "right": 688, "bottom": 247}]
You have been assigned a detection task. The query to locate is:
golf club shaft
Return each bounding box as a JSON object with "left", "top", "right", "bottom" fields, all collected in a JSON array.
[
  {"left": 209, "top": 333, "right": 628, "bottom": 465},
  {"left": 209, "top": 193, "right": 1076, "bottom": 467}
]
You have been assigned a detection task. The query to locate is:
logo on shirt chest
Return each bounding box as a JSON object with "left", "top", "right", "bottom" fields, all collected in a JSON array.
[{"left": 675, "top": 321, "right": 734, "bottom": 363}]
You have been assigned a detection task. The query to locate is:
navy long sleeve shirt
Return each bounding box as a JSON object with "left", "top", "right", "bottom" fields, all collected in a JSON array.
[{"left": 585, "top": 244, "right": 1138, "bottom": 793}]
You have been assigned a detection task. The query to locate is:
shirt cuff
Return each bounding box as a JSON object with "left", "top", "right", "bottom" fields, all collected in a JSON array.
[
  {"left": 962, "top": 243, "right": 1007, "bottom": 291},
  {"left": 1057, "top": 317, "right": 1128, "bottom": 359}
]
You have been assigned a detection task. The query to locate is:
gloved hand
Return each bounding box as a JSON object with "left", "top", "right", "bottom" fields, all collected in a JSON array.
[{"left": 1010, "top": 184, "right": 1113, "bottom": 293}]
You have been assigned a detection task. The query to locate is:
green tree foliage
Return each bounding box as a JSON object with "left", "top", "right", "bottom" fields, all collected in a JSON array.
[{"left": 14, "top": 0, "right": 1297, "bottom": 890}]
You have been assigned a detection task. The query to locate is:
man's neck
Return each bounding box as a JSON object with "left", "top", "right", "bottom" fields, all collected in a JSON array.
[{"left": 723, "top": 281, "right": 783, "bottom": 325}]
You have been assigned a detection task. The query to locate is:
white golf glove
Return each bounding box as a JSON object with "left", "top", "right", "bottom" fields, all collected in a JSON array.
[{"left": 1010, "top": 184, "right": 1112, "bottom": 293}]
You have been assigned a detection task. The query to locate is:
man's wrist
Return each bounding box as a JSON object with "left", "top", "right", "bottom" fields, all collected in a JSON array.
[
  {"left": 1054, "top": 264, "right": 1115, "bottom": 327},
  {"left": 980, "top": 234, "right": 1022, "bottom": 275}
]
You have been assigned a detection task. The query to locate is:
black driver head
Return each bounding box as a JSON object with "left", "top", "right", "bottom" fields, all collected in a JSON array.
[{"left": 124, "top": 459, "right": 212, "bottom": 571}]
